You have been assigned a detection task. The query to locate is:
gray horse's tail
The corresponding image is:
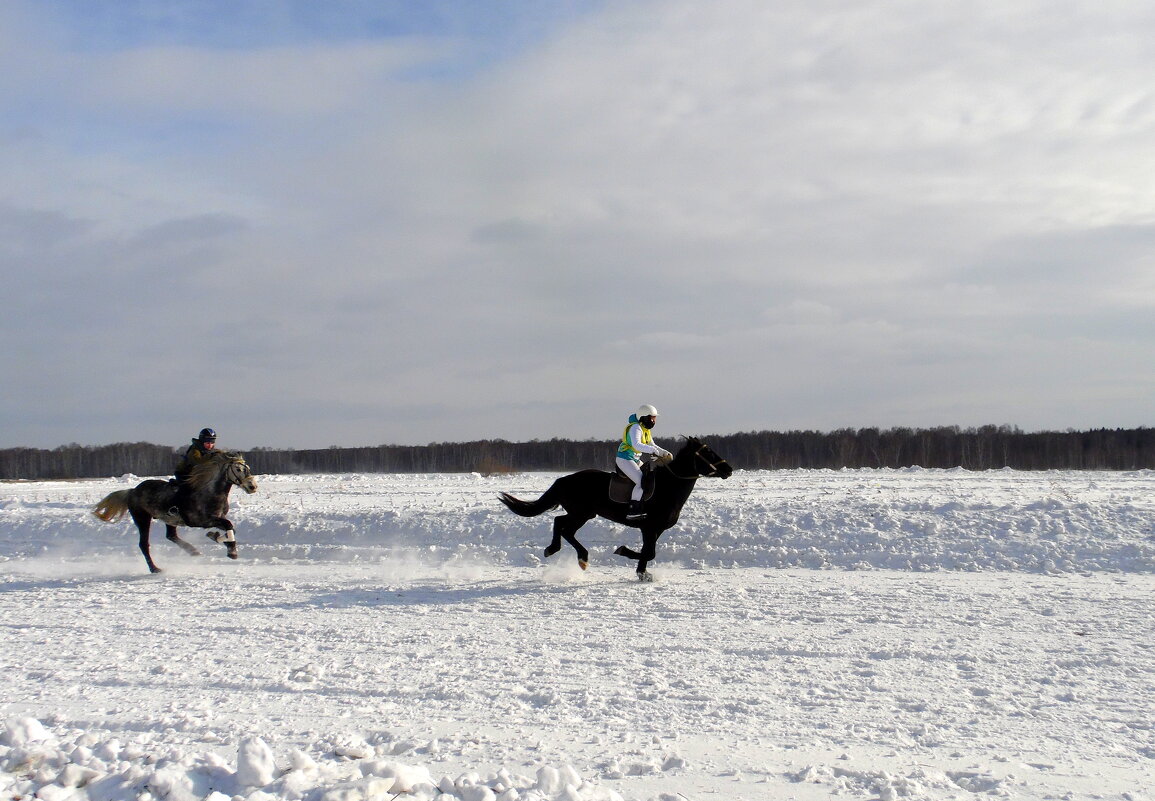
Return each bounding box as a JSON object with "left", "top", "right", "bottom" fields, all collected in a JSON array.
[
  {"left": 498, "top": 485, "right": 561, "bottom": 517},
  {"left": 93, "top": 490, "right": 131, "bottom": 523}
]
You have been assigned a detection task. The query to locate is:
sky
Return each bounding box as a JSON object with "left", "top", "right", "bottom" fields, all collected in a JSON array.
[{"left": 3, "top": 0, "right": 1155, "bottom": 450}]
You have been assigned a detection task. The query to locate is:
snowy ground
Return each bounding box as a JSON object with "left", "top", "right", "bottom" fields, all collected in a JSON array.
[{"left": 1, "top": 467, "right": 1154, "bottom": 801}]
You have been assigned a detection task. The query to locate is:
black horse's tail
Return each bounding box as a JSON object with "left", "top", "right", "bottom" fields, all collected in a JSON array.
[{"left": 498, "top": 484, "right": 561, "bottom": 517}]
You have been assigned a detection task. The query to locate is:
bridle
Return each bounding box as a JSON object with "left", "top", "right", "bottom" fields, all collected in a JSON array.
[
  {"left": 666, "top": 443, "right": 730, "bottom": 479},
  {"left": 225, "top": 458, "right": 255, "bottom": 488}
]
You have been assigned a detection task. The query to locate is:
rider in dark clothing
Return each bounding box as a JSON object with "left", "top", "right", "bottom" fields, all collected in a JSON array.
[
  {"left": 170, "top": 428, "right": 217, "bottom": 516},
  {"left": 175, "top": 428, "right": 217, "bottom": 481}
]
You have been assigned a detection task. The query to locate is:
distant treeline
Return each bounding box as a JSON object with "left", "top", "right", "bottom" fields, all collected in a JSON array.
[{"left": 2, "top": 426, "right": 1154, "bottom": 480}]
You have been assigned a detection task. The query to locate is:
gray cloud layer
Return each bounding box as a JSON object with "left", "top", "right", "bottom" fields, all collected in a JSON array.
[{"left": 3, "top": 0, "right": 1154, "bottom": 449}]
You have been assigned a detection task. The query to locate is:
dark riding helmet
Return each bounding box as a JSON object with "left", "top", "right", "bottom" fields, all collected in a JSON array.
[{"left": 198, "top": 427, "right": 217, "bottom": 443}]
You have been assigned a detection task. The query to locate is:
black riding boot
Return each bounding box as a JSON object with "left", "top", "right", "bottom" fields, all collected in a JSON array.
[
  {"left": 169, "top": 480, "right": 186, "bottom": 519},
  {"left": 627, "top": 500, "right": 645, "bottom": 520}
]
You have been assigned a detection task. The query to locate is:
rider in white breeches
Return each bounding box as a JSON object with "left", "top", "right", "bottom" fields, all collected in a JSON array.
[{"left": 615, "top": 404, "right": 672, "bottom": 519}]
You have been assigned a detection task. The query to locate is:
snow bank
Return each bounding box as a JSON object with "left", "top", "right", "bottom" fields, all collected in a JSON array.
[{"left": 4, "top": 468, "right": 1153, "bottom": 573}]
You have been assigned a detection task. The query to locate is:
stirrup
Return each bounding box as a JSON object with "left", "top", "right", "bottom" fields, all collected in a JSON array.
[{"left": 626, "top": 501, "right": 645, "bottom": 520}]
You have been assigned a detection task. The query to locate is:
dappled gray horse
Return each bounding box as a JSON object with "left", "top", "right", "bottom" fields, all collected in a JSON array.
[{"left": 93, "top": 450, "right": 258, "bottom": 573}]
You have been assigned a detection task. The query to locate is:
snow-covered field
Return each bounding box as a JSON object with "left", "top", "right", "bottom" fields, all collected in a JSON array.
[{"left": 2, "top": 467, "right": 1154, "bottom": 801}]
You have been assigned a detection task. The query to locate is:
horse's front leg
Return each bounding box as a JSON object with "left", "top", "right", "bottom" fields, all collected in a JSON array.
[
  {"left": 613, "top": 544, "right": 640, "bottom": 561},
  {"left": 616, "top": 528, "right": 661, "bottom": 581},
  {"left": 635, "top": 530, "right": 659, "bottom": 581},
  {"left": 130, "top": 510, "right": 161, "bottom": 574},
  {"left": 166, "top": 524, "right": 202, "bottom": 557},
  {"left": 205, "top": 517, "right": 239, "bottom": 560}
]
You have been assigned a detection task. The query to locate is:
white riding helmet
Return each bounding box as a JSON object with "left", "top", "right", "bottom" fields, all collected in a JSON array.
[{"left": 636, "top": 404, "right": 659, "bottom": 418}]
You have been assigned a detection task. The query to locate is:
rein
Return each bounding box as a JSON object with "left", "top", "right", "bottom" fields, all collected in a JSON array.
[{"left": 664, "top": 444, "right": 729, "bottom": 480}]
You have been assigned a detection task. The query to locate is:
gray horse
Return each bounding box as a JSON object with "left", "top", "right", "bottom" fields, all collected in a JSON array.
[{"left": 93, "top": 450, "right": 258, "bottom": 573}]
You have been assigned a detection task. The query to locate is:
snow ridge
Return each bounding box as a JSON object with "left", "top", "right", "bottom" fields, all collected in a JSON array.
[{"left": 4, "top": 468, "right": 1153, "bottom": 573}]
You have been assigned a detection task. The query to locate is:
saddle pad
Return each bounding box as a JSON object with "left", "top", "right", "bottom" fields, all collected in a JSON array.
[{"left": 609, "top": 466, "right": 656, "bottom": 504}]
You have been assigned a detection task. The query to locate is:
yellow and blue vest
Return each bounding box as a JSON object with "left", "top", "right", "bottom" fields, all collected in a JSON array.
[{"left": 616, "top": 414, "right": 652, "bottom": 463}]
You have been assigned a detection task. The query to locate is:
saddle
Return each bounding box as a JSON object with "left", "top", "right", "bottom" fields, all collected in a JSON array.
[{"left": 609, "top": 463, "right": 657, "bottom": 505}]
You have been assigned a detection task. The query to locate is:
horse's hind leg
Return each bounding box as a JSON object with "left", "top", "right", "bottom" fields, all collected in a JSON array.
[
  {"left": 544, "top": 517, "right": 565, "bottom": 559},
  {"left": 545, "top": 514, "right": 592, "bottom": 569},
  {"left": 559, "top": 514, "right": 593, "bottom": 569},
  {"left": 130, "top": 510, "right": 161, "bottom": 574},
  {"left": 166, "top": 525, "right": 201, "bottom": 557}
]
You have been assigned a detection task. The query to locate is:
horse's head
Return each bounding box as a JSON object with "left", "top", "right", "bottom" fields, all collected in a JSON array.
[
  {"left": 189, "top": 450, "right": 258, "bottom": 493},
  {"left": 223, "top": 453, "right": 259, "bottom": 494},
  {"left": 678, "top": 437, "right": 733, "bottom": 479}
]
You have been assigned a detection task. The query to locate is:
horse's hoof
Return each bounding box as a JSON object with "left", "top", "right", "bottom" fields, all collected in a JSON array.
[
  {"left": 206, "top": 531, "right": 222, "bottom": 543},
  {"left": 613, "top": 546, "right": 629, "bottom": 557},
  {"left": 149, "top": 567, "right": 163, "bottom": 574},
  {"left": 637, "top": 572, "right": 654, "bottom": 583},
  {"left": 226, "top": 548, "right": 239, "bottom": 560},
  {"left": 578, "top": 560, "right": 588, "bottom": 571}
]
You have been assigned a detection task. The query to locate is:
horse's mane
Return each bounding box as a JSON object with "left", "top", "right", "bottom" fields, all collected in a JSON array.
[{"left": 186, "top": 450, "right": 246, "bottom": 490}]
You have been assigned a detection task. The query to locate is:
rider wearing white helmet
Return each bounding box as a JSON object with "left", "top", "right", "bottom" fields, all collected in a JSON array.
[{"left": 616, "top": 404, "right": 673, "bottom": 519}]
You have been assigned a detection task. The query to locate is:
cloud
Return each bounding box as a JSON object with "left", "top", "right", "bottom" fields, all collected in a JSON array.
[{"left": 3, "top": 0, "right": 1155, "bottom": 449}]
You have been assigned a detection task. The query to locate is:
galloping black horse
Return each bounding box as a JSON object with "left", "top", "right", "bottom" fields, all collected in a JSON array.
[
  {"left": 498, "top": 437, "right": 732, "bottom": 580},
  {"left": 93, "top": 450, "right": 258, "bottom": 573}
]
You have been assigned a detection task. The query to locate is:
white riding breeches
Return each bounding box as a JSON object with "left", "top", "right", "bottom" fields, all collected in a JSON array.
[{"left": 616, "top": 457, "right": 645, "bottom": 501}]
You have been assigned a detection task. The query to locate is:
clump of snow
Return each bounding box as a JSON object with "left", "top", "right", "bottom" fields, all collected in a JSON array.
[
  {"left": 1, "top": 716, "right": 49, "bottom": 746},
  {"left": 236, "top": 736, "right": 277, "bottom": 787}
]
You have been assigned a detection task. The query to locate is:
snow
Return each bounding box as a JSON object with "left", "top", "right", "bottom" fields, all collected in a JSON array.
[{"left": 1, "top": 467, "right": 1154, "bottom": 801}]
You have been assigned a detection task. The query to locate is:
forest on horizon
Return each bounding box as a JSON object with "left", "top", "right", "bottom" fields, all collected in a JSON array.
[{"left": 2, "top": 425, "right": 1154, "bottom": 480}]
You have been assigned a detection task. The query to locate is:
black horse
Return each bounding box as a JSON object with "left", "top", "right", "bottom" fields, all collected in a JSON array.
[
  {"left": 93, "top": 450, "right": 258, "bottom": 573},
  {"left": 498, "top": 437, "right": 732, "bottom": 580}
]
